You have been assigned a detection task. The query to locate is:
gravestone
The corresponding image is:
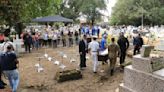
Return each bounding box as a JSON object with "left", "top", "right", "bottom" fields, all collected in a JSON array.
[
  {"left": 13, "top": 36, "right": 24, "bottom": 53},
  {"left": 119, "top": 46, "right": 164, "bottom": 92},
  {"left": 155, "top": 39, "right": 164, "bottom": 51},
  {"left": 140, "top": 45, "right": 154, "bottom": 57}
]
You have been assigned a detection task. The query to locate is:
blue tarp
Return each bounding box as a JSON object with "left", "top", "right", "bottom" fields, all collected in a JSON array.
[{"left": 32, "top": 15, "right": 73, "bottom": 22}]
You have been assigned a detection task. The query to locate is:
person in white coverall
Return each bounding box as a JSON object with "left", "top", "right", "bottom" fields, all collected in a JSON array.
[{"left": 88, "top": 36, "right": 99, "bottom": 73}]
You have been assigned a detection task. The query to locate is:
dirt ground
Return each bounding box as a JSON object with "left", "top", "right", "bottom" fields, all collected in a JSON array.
[{"left": 1, "top": 45, "right": 163, "bottom": 92}]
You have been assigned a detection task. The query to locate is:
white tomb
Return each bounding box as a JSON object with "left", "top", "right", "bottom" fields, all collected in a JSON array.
[{"left": 13, "top": 35, "right": 25, "bottom": 53}]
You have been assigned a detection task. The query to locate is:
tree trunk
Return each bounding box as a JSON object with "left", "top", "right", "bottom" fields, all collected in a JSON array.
[{"left": 91, "top": 18, "right": 95, "bottom": 26}]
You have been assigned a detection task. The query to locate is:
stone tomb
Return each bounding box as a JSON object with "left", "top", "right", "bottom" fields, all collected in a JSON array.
[
  {"left": 119, "top": 55, "right": 164, "bottom": 92},
  {"left": 155, "top": 39, "right": 164, "bottom": 51}
]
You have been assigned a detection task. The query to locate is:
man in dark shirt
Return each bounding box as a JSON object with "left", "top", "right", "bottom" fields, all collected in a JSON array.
[
  {"left": 117, "top": 32, "right": 129, "bottom": 69},
  {"left": 79, "top": 35, "right": 87, "bottom": 70},
  {"left": 133, "top": 34, "right": 144, "bottom": 55},
  {"left": 23, "top": 33, "right": 32, "bottom": 53},
  {"left": 0, "top": 45, "right": 19, "bottom": 92}
]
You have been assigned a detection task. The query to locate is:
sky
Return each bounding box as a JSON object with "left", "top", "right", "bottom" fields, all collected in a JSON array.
[
  {"left": 101, "top": 0, "right": 117, "bottom": 22},
  {"left": 105, "top": 0, "right": 117, "bottom": 16}
]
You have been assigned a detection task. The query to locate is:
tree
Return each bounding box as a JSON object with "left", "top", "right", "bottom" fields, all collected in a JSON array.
[
  {"left": 60, "top": 0, "right": 106, "bottom": 25},
  {"left": 0, "top": 0, "right": 62, "bottom": 37},
  {"left": 110, "top": 0, "right": 164, "bottom": 26}
]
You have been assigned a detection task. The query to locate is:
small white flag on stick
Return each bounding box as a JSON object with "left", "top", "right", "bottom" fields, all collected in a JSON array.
[
  {"left": 59, "top": 64, "right": 66, "bottom": 69},
  {"left": 48, "top": 57, "right": 52, "bottom": 61},
  {"left": 35, "top": 63, "right": 40, "bottom": 67},
  {"left": 63, "top": 54, "right": 67, "bottom": 58},
  {"left": 54, "top": 61, "right": 60, "bottom": 65},
  {"left": 37, "top": 67, "right": 44, "bottom": 72},
  {"left": 44, "top": 54, "right": 48, "bottom": 58}
]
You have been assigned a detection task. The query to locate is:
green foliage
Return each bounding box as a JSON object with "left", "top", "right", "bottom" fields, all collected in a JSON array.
[
  {"left": 0, "top": 0, "right": 63, "bottom": 24},
  {"left": 1, "top": 0, "right": 106, "bottom": 25},
  {"left": 61, "top": 0, "right": 106, "bottom": 24},
  {"left": 110, "top": 0, "right": 164, "bottom": 25},
  {"left": 20, "top": 0, "right": 63, "bottom": 22}
]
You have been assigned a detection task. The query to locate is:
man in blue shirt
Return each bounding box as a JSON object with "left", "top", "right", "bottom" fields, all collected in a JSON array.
[
  {"left": 100, "top": 35, "right": 108, "bottom": 64},
  {"left": 100, "top": 36, "right": 107, "bottom": 51}
]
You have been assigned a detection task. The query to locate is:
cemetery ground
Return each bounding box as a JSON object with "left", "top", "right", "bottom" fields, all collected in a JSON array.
[{"left": 0, "top": 45, "right": 163, "bottom": 92}]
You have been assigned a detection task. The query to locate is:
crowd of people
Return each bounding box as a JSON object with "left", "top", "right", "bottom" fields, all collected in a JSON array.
[
  {"left": 0, "top": 24, "right": 145, "bottom": 92},
  {"left": 79, "top": 31, "right": 143, "bottom": 76},
  {"left": 20, "top": 26, "right": 81, "bottom": 53}
]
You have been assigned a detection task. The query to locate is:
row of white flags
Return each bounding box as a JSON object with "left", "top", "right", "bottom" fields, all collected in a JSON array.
[{"left": 34, "top": 52, "right": 77, "bottom": 73}]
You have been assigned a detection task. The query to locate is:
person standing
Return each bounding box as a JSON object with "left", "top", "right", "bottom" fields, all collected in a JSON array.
[
  {"left": 23, "top": 33, "right": 32, "bottom": 53},
  {"left": 0, "top": 45, "right": 19, "bottom": 92},
  {"left": 74, "top": 30, "right": 79, "bottom": 45},
  {"left": 68, "top": 30, "right": 73, "bottom": 47},
  {"left": 100, "top": 35, "right": 108, "bottom": 65},
  {"left": 43, "top": 32, "right": 49, "bottom": 47},
  {"left": 117, "top": 32, "right": 129, "bottom": 69},
  {"left": 52, "top": 31, "right": 58, "bottom": 48},
  {"left": 79, "top": 35, "right": 87, "bottom": 70},
  {"left": 88, "top": 36, "right": 99, "bottom": 73},
  {"left": 33, "top": 32, "right": 40, "bottom": 50},
  {"left": 57, "top": 30, "right": 61, "bottom": 45},
  {"left": 133, "top": 34, "right": 144, "bottom": 55},
  {"left": 61, "top": 31, "right": 66, "bottom": 47},
  {"left": 108, "top": 38, "right": 120, "bottom": 76}
]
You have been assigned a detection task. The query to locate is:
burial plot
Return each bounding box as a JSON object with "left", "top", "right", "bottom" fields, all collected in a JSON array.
[{"left": 55, "top": 69, "right": 82, "bottom": 82}]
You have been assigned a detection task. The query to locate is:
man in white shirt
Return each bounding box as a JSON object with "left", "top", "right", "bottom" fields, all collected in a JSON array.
[
  {"left": 88, "top": 36, "right": 99, "bottom": 73},
  {"left": 52, "top": 31, "right": 58, "bottom": 48}
]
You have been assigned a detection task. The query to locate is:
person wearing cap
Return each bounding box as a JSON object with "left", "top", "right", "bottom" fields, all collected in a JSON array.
[
  {"left": 79, "top": 35, "right": 88, "bottom": 70},
  {"left": 88, "top": 35, "right": 99, "bottom": 73},
  {"left": 117, "top": 32, "right": 129, "bottom": 70},
  {"left": 0, "top": 45, "right": 19, "bottom": 92},
  {"left": 108, "top": 38, "right": 120, "bottom": 76}
]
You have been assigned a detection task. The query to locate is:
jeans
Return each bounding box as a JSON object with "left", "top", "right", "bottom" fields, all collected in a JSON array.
[
  {"left": 34, "top": 40, "right": 39, "bottom": 49},
  {"left": 3, "top": 69, "right": 19, "bottom": 92}
]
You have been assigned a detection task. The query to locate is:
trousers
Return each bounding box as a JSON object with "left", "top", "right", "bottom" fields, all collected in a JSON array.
[
  {"left": 120, "top": 51, "right": 126, "bottom": 65},
  {"left": 110, "top": 57, "right": 117, "bottom": 70},
  {"left": 3, "top": 69, "right": 19, "bottom": 92},
  {"left": 91, "top": 53, "right": 98, "bottom": 72},
  {"left": 80, "top": 53, "right": 86, "bottom": 68}
]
